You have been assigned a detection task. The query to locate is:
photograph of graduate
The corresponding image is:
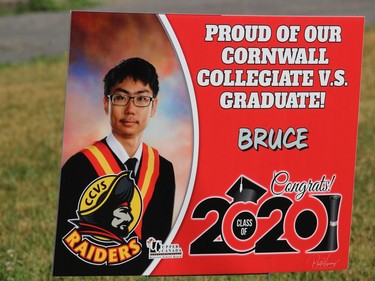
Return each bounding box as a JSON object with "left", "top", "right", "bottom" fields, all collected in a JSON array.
[{"left": 53, "top": 12, "right": 193, "bottom": 276}]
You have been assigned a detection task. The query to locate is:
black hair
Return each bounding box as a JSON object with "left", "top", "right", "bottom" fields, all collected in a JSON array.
[{"left": 103, "top": 57, "right": 159, "bottom": 97}]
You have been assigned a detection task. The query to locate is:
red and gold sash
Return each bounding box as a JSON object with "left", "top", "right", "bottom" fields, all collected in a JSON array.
[
  {"left": 82, "top": 141, "right": 160, "bottom": 239},
  {"left": 82, "top": 141, "right": 123, "bottom": 175},
  {"left": 135, "top": 143, "right": 160, "bottom": 238}
]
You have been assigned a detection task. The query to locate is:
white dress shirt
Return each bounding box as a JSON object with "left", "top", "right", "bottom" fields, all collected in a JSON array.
[{"left": 106, "top": 133, "right": 143, "bottom": 176}]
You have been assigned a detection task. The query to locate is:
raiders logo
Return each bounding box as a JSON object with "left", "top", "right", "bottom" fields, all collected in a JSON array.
[{"left": 62, "top": 171, "right": 143, "bottom": 265}]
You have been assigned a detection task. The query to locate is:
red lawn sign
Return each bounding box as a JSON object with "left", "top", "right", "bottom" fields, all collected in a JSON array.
[{"left": 54, "top": 12, "right": 363, "bottom": 276}]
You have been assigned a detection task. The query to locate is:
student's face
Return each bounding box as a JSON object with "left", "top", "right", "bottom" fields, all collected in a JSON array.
[{"left": 104, "top": 77, "right": 158, "bottom": 141}]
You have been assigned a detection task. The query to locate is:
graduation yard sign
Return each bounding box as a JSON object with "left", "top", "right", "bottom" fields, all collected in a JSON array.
[{"left": 53, "top": 11, "right": 364, "bottom": 276}]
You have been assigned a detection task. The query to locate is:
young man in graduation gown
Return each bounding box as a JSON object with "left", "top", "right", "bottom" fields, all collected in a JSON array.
[{"left": 53, "top": 58, "right": 175, "bottom": 276}]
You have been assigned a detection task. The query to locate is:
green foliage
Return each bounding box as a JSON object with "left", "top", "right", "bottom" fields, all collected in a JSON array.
[
  {"left": 27, "top": 0, "right": 58, "bottom": 11},
  {"left": 27, "top": 0, "right": 98, "bottom": 11},
  {"left": 0, "top": 0, "right": 98, "bottom": 14},
  {"left": 0, "top": 27, "right": 374, "bottom": 280}
]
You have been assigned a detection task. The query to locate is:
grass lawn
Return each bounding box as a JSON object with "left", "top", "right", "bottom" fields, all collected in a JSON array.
[{"left": 0, "top": 27, "right": 374, "bottom": 281}]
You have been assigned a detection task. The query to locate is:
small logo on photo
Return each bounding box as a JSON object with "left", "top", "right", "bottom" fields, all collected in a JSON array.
[{"left": 146, "top": 237, "right": 183, "bottom": 259}]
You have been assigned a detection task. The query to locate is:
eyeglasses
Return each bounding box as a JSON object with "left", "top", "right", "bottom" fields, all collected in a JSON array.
[{"left": 107, "top": 94, "right": 155, "bottom": 107}]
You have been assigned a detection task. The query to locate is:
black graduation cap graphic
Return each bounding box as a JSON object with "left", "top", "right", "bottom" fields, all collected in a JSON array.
[{"left": 226, "top": 175, "right": 267, "bottom": 203}]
